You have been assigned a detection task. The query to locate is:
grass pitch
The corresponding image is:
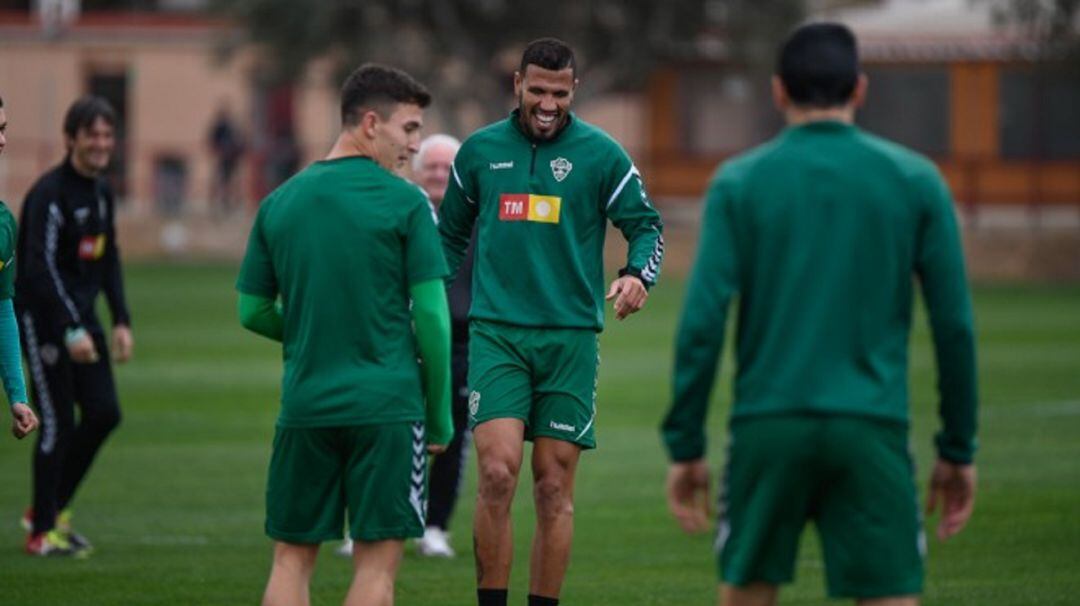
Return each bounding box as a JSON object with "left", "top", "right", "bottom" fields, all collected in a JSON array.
[{"left": 0, "top": 263, "right": 1078, "bottom": 605}]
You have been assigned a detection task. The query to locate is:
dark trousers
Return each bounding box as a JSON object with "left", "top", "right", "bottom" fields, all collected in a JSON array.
[
  {"left": 426, "top": 339, "right": 470, "bottom": 531},
  {"left": 19, "top": 311, "right": 121, "bottom": 534}
]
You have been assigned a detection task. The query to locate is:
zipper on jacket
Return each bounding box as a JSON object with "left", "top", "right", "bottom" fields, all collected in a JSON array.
[{"left": 530, "top": 143, "right": 537, "bottom": 176}]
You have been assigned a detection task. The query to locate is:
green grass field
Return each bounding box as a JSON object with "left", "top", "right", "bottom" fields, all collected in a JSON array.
[{"left": 0, "top": 263, "right": 1078, "bottom": 605}]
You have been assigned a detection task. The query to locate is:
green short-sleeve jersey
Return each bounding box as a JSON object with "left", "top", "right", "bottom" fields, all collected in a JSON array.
[
  {"left": 237, "top": 156, "right": 448, "bottom": 428},
  {"left": 439, "top": 111, "right": 664, "bottom": 331},
  {"left": 0, "top": 202, "right": 17, "bottom": 300}
]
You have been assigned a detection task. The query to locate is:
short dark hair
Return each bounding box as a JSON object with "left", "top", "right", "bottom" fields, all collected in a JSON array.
[
  {"left": 63, "top": 95, "right": 116, "bottom": 139},
  {"left": 778, "top": 22, "right": 859, "bottom": 108},
  {"left": 340, "top": 64, "right": 431, "bottom": 127},
  {"left": 520, "top": 38, "right": 576, "bottom": 76},
  {"left": 0, "top": 94, "right": 4, "bottom": 108}
]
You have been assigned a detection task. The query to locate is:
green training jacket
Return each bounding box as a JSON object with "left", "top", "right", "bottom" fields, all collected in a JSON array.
[
  {"left": 663, "top": 121, "right": 978, "bottom": 464},
  {"left": 439, "top": 110, "right": 664, "bottom": 331}
]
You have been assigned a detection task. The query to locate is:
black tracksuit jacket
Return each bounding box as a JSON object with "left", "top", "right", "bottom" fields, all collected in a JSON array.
[{"left": 15, "top": 159, "right": 130, "bottom": 333}]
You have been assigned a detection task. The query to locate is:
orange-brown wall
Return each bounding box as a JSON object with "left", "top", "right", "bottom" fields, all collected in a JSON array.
[
  {"left": 645, "top": 63, "right": 1080, "bottom": 205},
  {"left": 0, "top": 17, "right": 344, "bottom": 216}
]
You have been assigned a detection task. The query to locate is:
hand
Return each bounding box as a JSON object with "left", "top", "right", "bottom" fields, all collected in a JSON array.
[
  {"left": 926, "top": 459, "right": 977, "bottom": 541},
  {"left": 112, "top": 325, "right": 134, "bottom": 363},
  {"left": 427, "top": 443, "right": 448, "bottom": 455},
  {"left": 67, "top": 332, "right": 99, "bottom": 364},
  {"left": 605, "top": 275, "right": 648, "bottom": 320},
  {"left": 666, "top": 459, "right": 712, "bottom": 533},
  {"left": 11, "top": 403, "right": 38, "bottom": 439}
]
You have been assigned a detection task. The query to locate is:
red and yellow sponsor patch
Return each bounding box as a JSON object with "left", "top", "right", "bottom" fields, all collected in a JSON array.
[
  {"left": 498, "top": 194, "right": 561, "bottom": 224},
  {"left": 78, "top": 234, "right": 107, "bottom": 260}
]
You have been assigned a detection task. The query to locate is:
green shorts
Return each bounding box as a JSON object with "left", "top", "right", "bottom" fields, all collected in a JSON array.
[
  {"left": 718, "top": 414, "right": 924, "bottom": 599},
  {"left": 467, "top": 320, "right": 600, "bottom": 449},
  {"left": 265, "top": 422, "right": 427, "bottom": 543}
]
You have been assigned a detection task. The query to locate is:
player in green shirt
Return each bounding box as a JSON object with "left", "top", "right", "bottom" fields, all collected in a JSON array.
[
  {"left": 0, "top": 95, "right": 38, "bottom": 442},
  {"left": 439, "top": 38, "right": 664, "bottom": 606},
  {"left": 662, "top": 24, "right": 978, "bottom": 606},
  {"left": 236, "top": 65, "right": 453, "bottom": 606}
]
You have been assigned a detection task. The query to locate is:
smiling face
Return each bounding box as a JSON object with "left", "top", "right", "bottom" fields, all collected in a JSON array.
[
  {"left": 514, "top": 64, "right": 577, "bottom": 141},
  {"left": 370, "top": 102, "right": 424, "bottom": 173},
  {"left": 67, "top": 115, "right": 115, "bottom": 176}
]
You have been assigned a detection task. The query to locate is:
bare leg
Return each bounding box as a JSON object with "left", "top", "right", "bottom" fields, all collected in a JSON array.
[
  {"left": 344, "top": 539, "right": 404, "bottom": 606},
  {"left": 720, "top": 583, "right": 778, "bottom": 606},
  {"left": 262, "top": 541, "right": 319, "bottom": 606},
  {"left": 473, "top": 419, "right": 525, "bottom": 589},
  {"left": 528, "top": 437, "right": 581, "bottom": 598}
]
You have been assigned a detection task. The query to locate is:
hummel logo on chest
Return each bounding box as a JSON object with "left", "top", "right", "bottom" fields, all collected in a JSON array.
[{"left": 490, "top": 161, "right": 514, "bottom": 170}]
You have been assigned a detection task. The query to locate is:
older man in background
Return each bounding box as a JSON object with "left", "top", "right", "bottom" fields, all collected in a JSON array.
[{"left": 412, "top": 134, "right": 470, "bottom": 558}]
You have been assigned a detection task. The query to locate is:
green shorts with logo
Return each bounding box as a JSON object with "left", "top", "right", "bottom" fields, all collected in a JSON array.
[
  {"left": 467, "top": 320, "right": 600, "bottom": 449},
  {"left": 265, "top": 421, "right": 427, "bottom": 543},
  {"left": 718, "top": 413, "right": 924, "bottom": 599}
]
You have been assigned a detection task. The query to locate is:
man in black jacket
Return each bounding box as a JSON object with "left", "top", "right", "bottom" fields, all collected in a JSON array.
[{"left": 16, "top": 95, "right": 133, "bottom": 557}]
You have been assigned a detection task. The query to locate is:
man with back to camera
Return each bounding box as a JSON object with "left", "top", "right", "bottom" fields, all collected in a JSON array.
[
  {"left": 334, "top": 133, "right": 469, "bottom": 560},
  {"left": 662, "top": 23, "right": 978, "bottom": 606},
  {"left": 0, "top": 95, "right": 40, "bottom": 442},
  {"left": 439, "top": 37, "right": 665, "bottom": 606},
  {"left": 17, "top": 95, "right": 134, "bottom": 557},
  {"left": 236, "top": 63, "right": 453, "bottom": 606}
]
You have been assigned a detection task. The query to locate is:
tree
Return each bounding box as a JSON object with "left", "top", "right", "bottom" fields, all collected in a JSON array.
[
  {"left": 985, "top": 0, "right": 1080, "bottom": 62},
  {"left": 212, "top": 0, "right": 820, "bottom": 134}
]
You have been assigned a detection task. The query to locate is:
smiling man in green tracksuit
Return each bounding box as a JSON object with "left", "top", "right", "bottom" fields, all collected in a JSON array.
[{"left": 439, "top": 38, "right": 664, "bottom": 606}]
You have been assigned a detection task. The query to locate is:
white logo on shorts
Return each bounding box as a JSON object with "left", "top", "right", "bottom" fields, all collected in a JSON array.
[
  {"left": 468, "top": 391, "right": 481, "bottom": 417},
  {"left": 549, "top": 421, "right": 576, "bottom": 433}
]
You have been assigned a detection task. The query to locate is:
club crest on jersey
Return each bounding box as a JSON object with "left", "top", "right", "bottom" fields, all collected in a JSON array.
[
  {"left": 498, "top": 194, "right": 561, "bottom": 224},
  {"left": 550, "top": 157, "right": 572, "bottom": 182}
]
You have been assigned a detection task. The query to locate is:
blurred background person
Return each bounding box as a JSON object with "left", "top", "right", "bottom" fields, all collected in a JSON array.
[
  {"left": 663, "top": 23, "right": 978, "bottom": 606},
  {"left": 207, "top": 103, "right": 246, "bottom": 218},
  {"left": 16, "top": 95, "right": 134, "bottom": 557}
]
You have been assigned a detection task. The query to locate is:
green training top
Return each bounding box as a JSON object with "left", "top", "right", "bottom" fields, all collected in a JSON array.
[
  {"left": 439, "top": 110, "right": 664, "bottom": 331},
  {"left": 0, "top": 203, "right": 15, "bottom": 299},
  {"left": 237, "top": 156, "right": 448, "bottom": 428},
  {"left": 663, "top": 121, "right": 978, "bottom": 464}
]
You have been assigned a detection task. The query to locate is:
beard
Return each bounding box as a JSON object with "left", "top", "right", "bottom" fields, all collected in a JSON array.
[{"left": 518, "top": 95, "right": 567, "bottom": 141}]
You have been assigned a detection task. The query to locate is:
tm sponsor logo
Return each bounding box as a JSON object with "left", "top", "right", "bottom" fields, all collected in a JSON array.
[
  {"left": 549, "top": 421, "right": 576, "bottom": 433},
  {"left": 490, "top": 161, "right": 514, "bottom": 170}
]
